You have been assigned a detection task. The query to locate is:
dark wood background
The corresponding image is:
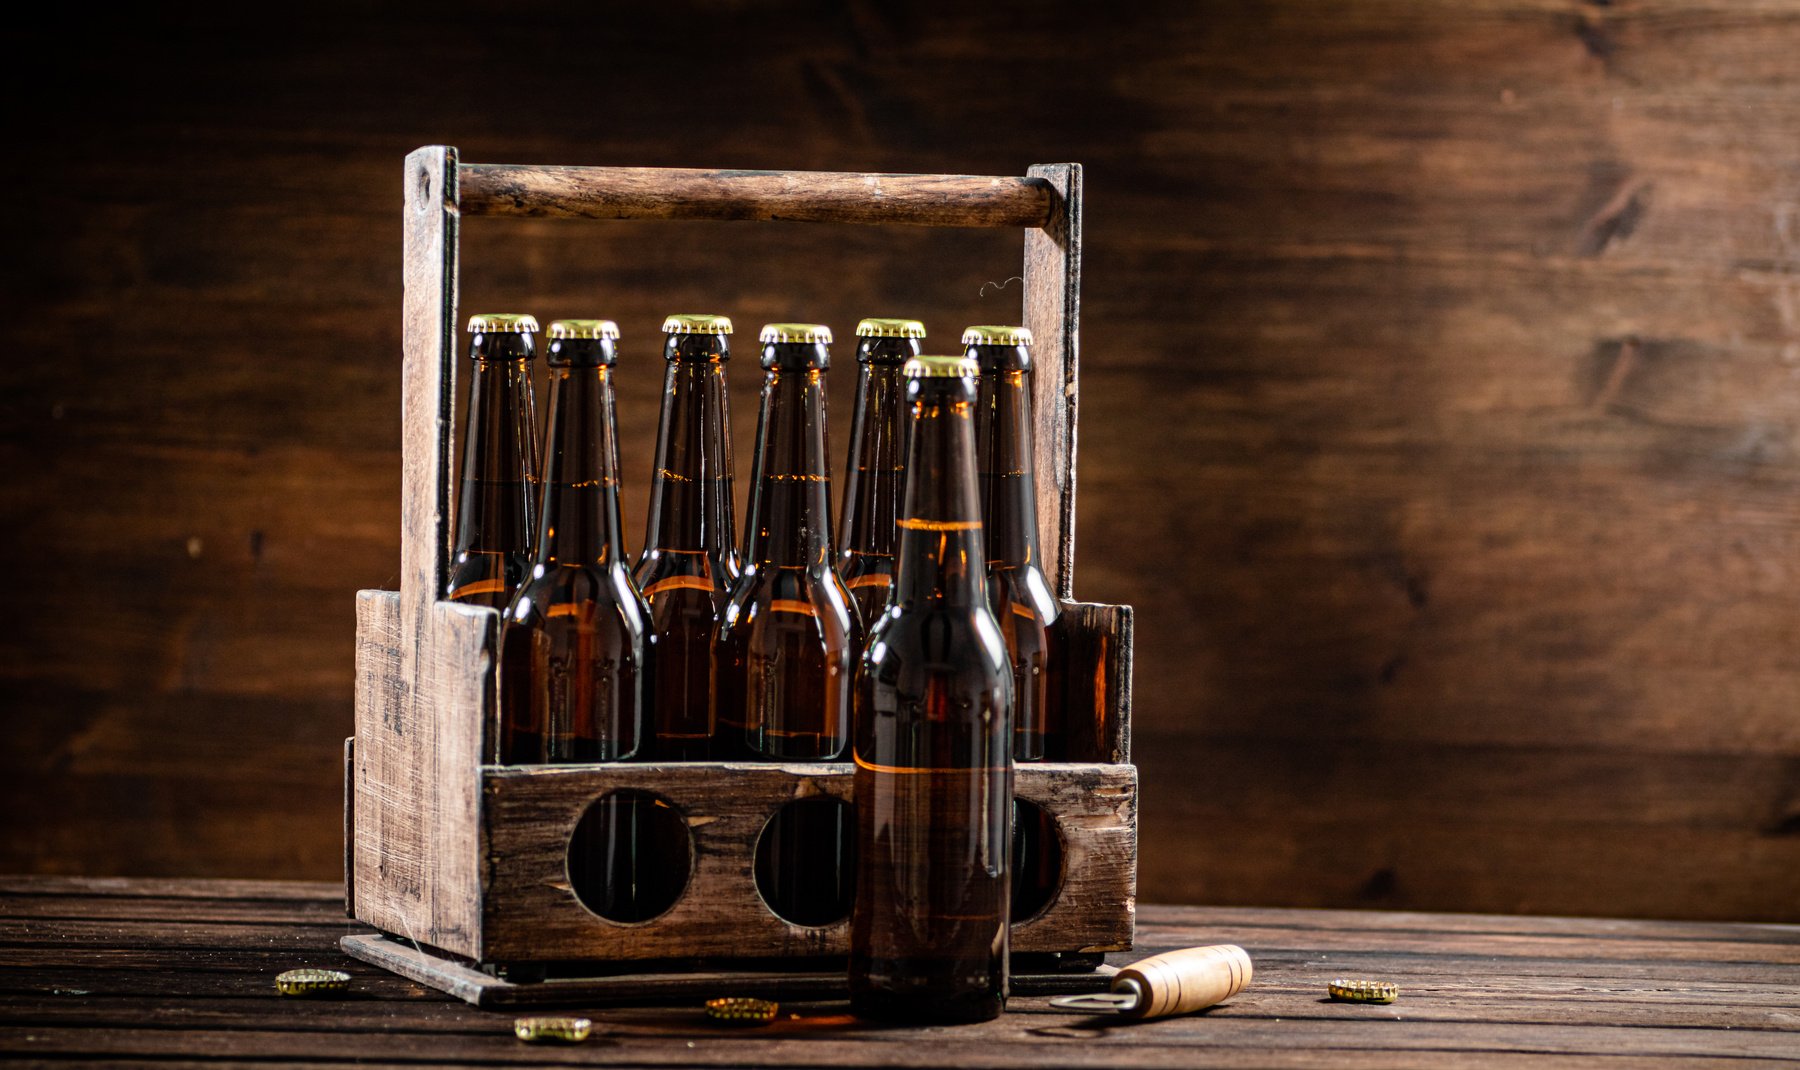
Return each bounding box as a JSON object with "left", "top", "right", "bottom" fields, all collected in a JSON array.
[{"left": 4, "top": 1, "right": 1797, "bottom": 922}]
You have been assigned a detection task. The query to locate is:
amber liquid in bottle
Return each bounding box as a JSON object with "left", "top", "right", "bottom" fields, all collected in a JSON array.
[
  {"left": 970, "top": 336, "right": 1065, "bottom": 927},
  {"left": 839, "top": 330, "right": 922, "bottom": 625},
  {"left": 714, "top": 332, "right": 859, "bottom": 926},
  {"left": 447, "top": 325, "right": 540, "bottom": 607},
  {"left": 498, "top": 331, "right": 666, "bottom": 922},
  {"left": 850, "top": 360, "right": 1013, "bottom": 1023},
  {"left": 634, "top": 325, "right": 739, "bottom": 761}
]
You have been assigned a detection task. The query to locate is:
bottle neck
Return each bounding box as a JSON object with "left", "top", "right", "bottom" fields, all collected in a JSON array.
[
  {"left": 643, "top": 346, "right": 735, "bottom": 563},
  {"left": 453, "top": 355, "right": 537, "bottom": 553},
  {"left": 535, "top": 365, "right": 627, "bottom": 569},
  {"left": 976, "top": 366, "right": 1041, "bottom": 569},
  {"left": 841, "top": 362, "right": 910, "bottom": 557},
  {"left": 745, "top": 368, "right": 834, "bottom": 568},
  {"left": 895, "top": 385, "right": 987, "bottom": 608}
]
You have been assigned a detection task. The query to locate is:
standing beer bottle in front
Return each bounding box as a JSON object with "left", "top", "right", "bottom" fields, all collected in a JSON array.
[
  {"left": 850, "top": 355, "right": 1014, "bottom": 1024},
  {"left": 498, "top": 321, "right": 663, "bottom": 921},
  {"left": 713, "top": 323, "right": 860, "bottom": 927},
  {"left": 839, "top": 318, "right": 925, "bottom": 625},
  {"left": 447, "top": 313, "right": 541, "bottom": 607},
  {"left": 966, "top": 325, "right": 1064, "bottom": 924},
  {"left": 635, "top": 314, "right": 740, "bottom": 760}
]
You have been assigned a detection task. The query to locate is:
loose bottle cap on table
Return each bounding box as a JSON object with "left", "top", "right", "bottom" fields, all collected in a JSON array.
[
  {"left": 759, "top": 322, "right": 833, "bottom": 344},
  {"left": 903, "top": 355, "right": 979, "bottom": 379},
  {"left": 466, "top": 313, "right": 540, "bottom": 334},
  {"left": 275, "top": 968, "right": 351, "bottom": 997},
  {"left": 855, "top": 318, "right": 927, "bottom": 339},
  {"left": 961, "top": 324, "right": 1033, "bottom": 347},
  {"left": 705, "top": 996, "right": 779, "bottom": 1025},
  {"left": 1328, "top": 978, "right": 1399, "bottom": 1004},
  {"left": 513, "top": 1016, "right": 593, "bottom": 1043},
  {"left": 663, "top": 313, "right": 734, "bottom": 335},
  {"left": 546, "top": 319, "right": 620, "bottom": 340}
]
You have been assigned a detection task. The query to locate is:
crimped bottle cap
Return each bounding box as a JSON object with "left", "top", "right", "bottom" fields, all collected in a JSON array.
[
  {"left": 546, "top": 319, "right": 620, "bottom": 340},
  {"left": 663, "top": 313, "right": 734, "bottom": 335},
  {"left": 467, "top": 313, "right": 539, "bottom": 334},
  {"left": 513, "top": 1016, "right": 593, "bottom": 1043},
  {"left": 759, "top": 322, "right": 833, "bottom": 344},
  {"left": 961, "top": 324, "right": 1033, "bottom": 347},
  {"left": 855, "top": 318, "right": 926, "bottom": 339},
  {"left": 903, "top": 355, "right": 979, "bottom": 379},
  {"left": 275, "top": 968, "right": 351, "bottom": 997},
  {"left": 706, "top": 997, "right": 778, "bottom": 1025}
]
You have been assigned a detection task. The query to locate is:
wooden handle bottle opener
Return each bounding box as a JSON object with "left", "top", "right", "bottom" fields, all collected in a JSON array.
[{"left": 1049, "top": 944, "right": 1253, "bottom": 1019}]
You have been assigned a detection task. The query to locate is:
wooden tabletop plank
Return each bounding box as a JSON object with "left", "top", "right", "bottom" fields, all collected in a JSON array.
[{"left": 0, "top": 878, "right": 1795, "bottom": 1068}]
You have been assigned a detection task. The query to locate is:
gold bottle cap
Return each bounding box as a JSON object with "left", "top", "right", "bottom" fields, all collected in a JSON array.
[
  {"left": 546, "top": 319, "right": 620, "bottom": 340},
  {"left": 759, "top": 322, "right": 833, "bottom": 345},
  {"left": 706, "top": 997, "right": 779, "bottom": 1025},
  {"left": 855, "top": 318, "right": 926, "bottom": 339},
  {"left": 663, "top": 313, "right": 734, "bottom": 335},
  {"left": 903, "top": 355, "right": 979, "bottom": 379},
  {"left": 1328, "top": 979, "right": 1399, "bottom": 1004},
  {"left": 275, "top": 968, "right": 351, "bottom": 997},
  {"left": 513, "top": 1016, "right": 593, "bottom": 1043},
  {"left": 961, "top": 324, "right": 1033, "bottom": 347},
  {"left": 466, "top": 313, "right": 540, "bottom": 334}
]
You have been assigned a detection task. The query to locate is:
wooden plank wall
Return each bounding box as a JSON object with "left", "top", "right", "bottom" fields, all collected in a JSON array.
[{"left": 2, "top": 1, "right": 1796, "bottom": 922}]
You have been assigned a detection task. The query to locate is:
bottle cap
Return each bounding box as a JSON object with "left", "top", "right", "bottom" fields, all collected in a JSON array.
[
  {"left": 855, "top": 318, "right": 926, "bottom": 339},
  {"left": 664, "top": 313, "right": 734, "bottom": 335},
  {"left": 903, "top": 355, "right": 979, "bottom": 379},
  {"left": 961, "top": 324, "right": 1033, "bottom": 347},
  {"left": 759, "top": 322, "right": 833, "bottom": 345},
  {"left": 546, "top": 319, "right": 620, "bottom": 340},
  {"left": 513, "top": 1016, "right": 593, "bottom": 1043},
  {"left": 705, "top": 997, "right": 778, "bottom": 1025},
  {"left": 466, "top": 313, "right": 539, "bottom": 334},
  {"left": 1328, "top": 979, "right": 1399, "bottom": 1004},
  {"left": 275, "top": 968, "right": 352, "bottom": 997}
]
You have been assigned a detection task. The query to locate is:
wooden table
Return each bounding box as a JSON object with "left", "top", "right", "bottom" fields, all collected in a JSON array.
[{"left": 2, "top": 877, "right": 1796, "bottom": 1067}]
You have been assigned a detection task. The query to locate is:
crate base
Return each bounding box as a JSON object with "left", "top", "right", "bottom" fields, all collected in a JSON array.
[{"left": 341, "top": 933, "right": 1115, "bottom": 1009}]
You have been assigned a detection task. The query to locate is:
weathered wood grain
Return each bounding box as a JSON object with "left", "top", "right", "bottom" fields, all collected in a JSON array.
[
  {"left": 1022, "top": 163, "right": 1082, "bottom": 599},
  {"left": 478, "top": 762, "right": 1135, "bottom": 962},
  {"left": 460, "top": 164, "right": 1055, "bottom": 228},
  {"left": 5, "top": 878, "right": 1800, "bottom": 1068}
]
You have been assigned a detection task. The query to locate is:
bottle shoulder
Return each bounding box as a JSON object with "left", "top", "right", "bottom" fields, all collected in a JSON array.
[
  {"left": 988, "top": 563, "right": 1061, "bottom": 620},
  {"left": 862, "top": 603, "right": 1011, "bottom": 678},
  {"left": 718, "top": 564, "right": 857, "bottom": 641}
]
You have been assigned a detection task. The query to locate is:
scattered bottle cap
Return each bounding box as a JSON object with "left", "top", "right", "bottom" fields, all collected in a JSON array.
[
  {"left": 706, "top": 996, "right": 779, "bottom": 1025},
  {"left": 274, "top": 968, "right": 351, "bottom": 997},
  {"left": 513, "top": 1016, "right": 592, "bottom": 1043},
  {"left": 1049, "top": 945, "right": 1252, "bottom": 1019},
  {"left": 1328, "top": 978, "right": 1399, "bottom": 1004}
]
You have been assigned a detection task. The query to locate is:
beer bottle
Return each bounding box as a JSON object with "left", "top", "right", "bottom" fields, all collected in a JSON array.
[
  {"left": 839, "top": 318, "right": 925, "bottom": 625},
  {"left": 966, "top": 325, "right": 1064, "bottom": 926},
  {"left": 447, "top": 313, "right": 541, "bottom": 607},
  {"left": 634, "top": 314, "right": 740, "bottom": 761},
  {"left": 498, "top": 319, "right": 649, "bottom": 765},
  {"left": 714, "top": 323, "right": 859, "bottom": 926},
  {"left": 850, "top": 355, "right": 1013, "bottom": 1024}
]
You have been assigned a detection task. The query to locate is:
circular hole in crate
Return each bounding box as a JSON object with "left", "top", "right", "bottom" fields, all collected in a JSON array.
[
  {"left": 753, "top": 796, "right": 856, "bottom": 927},
  {"left": 567, "top": 790, "right": 692, "bottom": 924},
  {"left": 1011, "top": 798, "right": 1065, "bottom": 923}
]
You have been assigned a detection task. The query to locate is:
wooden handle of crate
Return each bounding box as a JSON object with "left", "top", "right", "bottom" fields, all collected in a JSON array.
[
  {"left": 1114, "top": 944, "right": 1253, "bottom": 1019},
  {"left": 459, "top": 164, "right": 1054, "bottom": 228}
]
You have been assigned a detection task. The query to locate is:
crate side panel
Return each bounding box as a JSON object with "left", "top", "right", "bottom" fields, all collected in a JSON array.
[{"left": 1013, "top": 762, "right": 1137, "bottom": 954}]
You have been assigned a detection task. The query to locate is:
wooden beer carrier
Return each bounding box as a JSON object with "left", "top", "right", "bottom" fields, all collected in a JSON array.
[{"left": 342, "top": 146, "right": 1136, "bottom": 1007}]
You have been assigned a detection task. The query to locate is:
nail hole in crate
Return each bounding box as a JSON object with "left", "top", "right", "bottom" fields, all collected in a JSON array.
[
  {"left": 567, "top": 790, "right": 692, "bottom": 924},
  {"left": 753, "top": 796, "right": 856, "bottom": 927},
  {"left": 1011, "top": 798, "right": 1065, "bottom": 923}
]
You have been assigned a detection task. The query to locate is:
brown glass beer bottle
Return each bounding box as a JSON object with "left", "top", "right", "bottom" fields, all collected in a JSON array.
[
  {"left": 634, "top": 314, "right": 740, "bottom": 761},
  {"left": 839, "top": 318, "right": 925, "bottom": 625},
  {"left": 966, "top": 325, "right": 1065, "bottom": 928},
  {"left": 447, "top": 313, "right": 541, "bottom": 607},
  {"left": 850, "top": 355, "right": 1013, "bottom": 1023},
  {"left": 714, "top": 323, "right": 859, "bottom": 926}
]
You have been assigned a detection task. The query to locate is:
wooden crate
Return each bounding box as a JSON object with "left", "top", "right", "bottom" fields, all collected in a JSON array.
[{"left": 342, "top": 146, "right": 1135, "bottom": 1001}]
